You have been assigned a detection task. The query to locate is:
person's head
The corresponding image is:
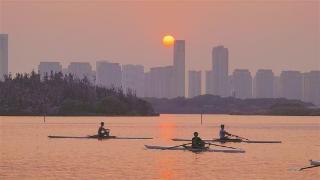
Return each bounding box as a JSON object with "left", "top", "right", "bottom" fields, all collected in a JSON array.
[
  {"left": 101, "top": 122, "right": 104, "bottom": 126},
  {"left": 194, "top": 132, "right": 199, "bottom": 137},
  {"left": 221, "top": 124, "right": 225, "bottom": 129}
]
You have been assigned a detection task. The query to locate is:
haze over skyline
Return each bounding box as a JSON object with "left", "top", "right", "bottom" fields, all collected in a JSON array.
[{"left": 0, "top": 1, "right": 319, "bottom": 74}]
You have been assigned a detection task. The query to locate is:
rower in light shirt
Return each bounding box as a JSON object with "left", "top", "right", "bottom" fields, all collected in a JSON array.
[{"left": 219, "top": 124, "right": 232, "bottom": 140}]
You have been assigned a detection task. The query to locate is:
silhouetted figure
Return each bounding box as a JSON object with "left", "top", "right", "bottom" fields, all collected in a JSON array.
[
  {"left": 191, "top": 132, "right": 205, "bottom": 149},
  {"left": 219, "top": 124, "right": 231, "bottom": 140},
  {"left": 98, "top": 122, "right": 110, "bottom": 137}
]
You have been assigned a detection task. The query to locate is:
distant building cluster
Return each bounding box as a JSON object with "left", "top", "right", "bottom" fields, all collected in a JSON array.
[
  {"left": 37, "top": 40, "right": 187, "bottom": 99},
  {"left": 1, "top": 33, "right": 319, "bottom": 106},
  {"left": 204, "top": 46, "right": 320, "bottom": 105}
]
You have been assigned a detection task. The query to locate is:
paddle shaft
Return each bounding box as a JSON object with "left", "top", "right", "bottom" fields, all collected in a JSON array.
[
  {"left": 164, "top": 143, "right": 192, "bottom": 150},
  {"left": 206, "top": 142, "right": 238, "bottom": 150},
  {"left": 230, "top": 134, "right": 250, "bottom": 141}
]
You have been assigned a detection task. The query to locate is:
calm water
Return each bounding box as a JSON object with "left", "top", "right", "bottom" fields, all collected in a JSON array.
[{"left": 0, "top": 115, "right": 319, "bottom": 179}]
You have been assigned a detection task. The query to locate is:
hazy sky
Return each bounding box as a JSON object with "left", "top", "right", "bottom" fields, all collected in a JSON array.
[{"left": 1, "top": 0, "right": 319, "bottom": 75}]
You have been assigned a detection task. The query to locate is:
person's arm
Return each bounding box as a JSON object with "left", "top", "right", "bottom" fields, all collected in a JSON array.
[{"left": 225, "top": 131, "right": 232, "bottom": 136}]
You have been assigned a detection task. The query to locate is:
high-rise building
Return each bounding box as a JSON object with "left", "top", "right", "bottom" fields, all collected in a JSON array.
[
  {"left": 279, "top": 71, "right": 303, "bottom": 100},
  {"left": 38, "top": 62, "right": 62, "bottom": 79},
  {"left": 144, "top": 72, "right": 152, "bottom": 97},
  {"left": 273, "top": 76, "right": 281, "bottom": 98},
  {"left": 205, "top": 70, "right": 213, "bottom": 95},
  {"left": 212, "top": 46, "right": 229, "bottom": 97},
  {"left": 67, "top": 62, "right": 94, "bottom": 82},
  {"left": 96, "top": 61, "right": 122, "bottom": 89},
  {"left": 122, "top": 64, "right": 145, "bottom": 97},
  {"left": 254, "top": 69, "right": 274, "bottom": 98},
  {"left": 231, "top": 69, "right": 252, "bottom": 99},
  {"left": 173, "top": 40, "right": 185, "bottom": 97},
  {"left": 0, "top": 34, "right": 8, "bottom": 81},
  {"left": 303, "top": 71, "right": 320, "bottom": 105},
  {"left": 188, "top": 70, "right": 201, "bottom": 98},
  {"left": 149, "top": 66, "right": 174, "bottom": 98}
]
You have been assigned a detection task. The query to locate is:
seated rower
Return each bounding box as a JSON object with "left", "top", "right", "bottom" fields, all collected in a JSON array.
[
  {"left": 219, "top": 124, "right": 232, "bottom": 140},
  {"left": 191, "top": 132, "right": 205, "bottom": 149},
  {"left": 98, "top": 122, "right": 110, "bottom": 137}
]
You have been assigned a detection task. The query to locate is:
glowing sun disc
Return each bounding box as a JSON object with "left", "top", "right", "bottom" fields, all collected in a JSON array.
[{"left": 162, "top": 35, "right": 175, "bottom": 48}]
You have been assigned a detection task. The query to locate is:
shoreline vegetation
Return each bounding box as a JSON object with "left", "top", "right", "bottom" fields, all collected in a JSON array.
[
  {"left": 0, "top": 72, "right": 156, "bottom": 116},
  {"left": 145, "top": 95, "right": 320, "bottom": 116},
  {"left": 0, "top": 72, "right": 319, "bottom": 116}
]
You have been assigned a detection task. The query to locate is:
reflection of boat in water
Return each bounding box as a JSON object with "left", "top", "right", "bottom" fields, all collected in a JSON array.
[
  {"left": 172, "top": 138, "right": 281, "bottom": 144},
  {"left": 144, "top": 145, "right": 245, "bottom": 153},
  {"left": 48, "top": 135, "right": 153, "bottom": 140}
]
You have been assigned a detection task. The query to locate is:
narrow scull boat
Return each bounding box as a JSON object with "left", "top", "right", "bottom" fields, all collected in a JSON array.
[
  {"left": 48, "top": 135, "right": 153, "bottom": 140},
  {"left": 144, "top": 145, "right": 245, "bottom": 153},
  {"left": 299, "top": 160, "right": 320, "bottom": 171},
  {"left": 172, "top": 138, "right": 281, "bottom": 143}
]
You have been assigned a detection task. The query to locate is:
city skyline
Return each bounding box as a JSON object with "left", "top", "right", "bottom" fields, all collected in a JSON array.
[{"left": 0, "top": 1, "right": 319, "bottom": 74}]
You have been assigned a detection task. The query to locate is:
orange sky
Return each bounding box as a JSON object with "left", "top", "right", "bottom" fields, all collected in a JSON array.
[{"left": 0, "top": 0, "right": 319, "bottom": 74}]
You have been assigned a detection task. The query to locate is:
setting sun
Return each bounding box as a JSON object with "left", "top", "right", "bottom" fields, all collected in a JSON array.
[{"left": 162, "top": 35, "right": 175, "bottom": 48}]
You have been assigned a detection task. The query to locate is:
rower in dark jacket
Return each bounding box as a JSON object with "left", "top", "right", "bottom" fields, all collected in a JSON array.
[
  {"left": 98, "top": 122, "right": 110, "bottom": 137},
  {"left": 192, "top": 132, "right": 205, "bottom": 148}
]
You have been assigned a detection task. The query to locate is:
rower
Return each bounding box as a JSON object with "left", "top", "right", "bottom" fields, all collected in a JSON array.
[
  {"left": 219, "top": 124, "right": 232, "bottom": 140},
  {"left": 98, "top": 122, "right": 110, "bottom": 137},
  {"left": 191, "top": 132, "right": 205, "bottom": 149}
]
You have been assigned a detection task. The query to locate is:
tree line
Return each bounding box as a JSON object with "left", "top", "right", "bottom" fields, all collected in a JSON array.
[{"left": 0, "top": 72, "right": 156, "bottom": 116}]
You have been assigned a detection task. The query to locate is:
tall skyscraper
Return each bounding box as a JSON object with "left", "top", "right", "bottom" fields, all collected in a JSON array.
[
  {"left": 96, "top": 61, "right": 122, "bottom": 89},
  {"left": 67, "top": 62, "right": 94, "bottom": 82},
  {"left": 188, "top": 70, "right": 201, "bottom": 98},
  {"left": 38, "top": 62, "right": 62, "bottom": 79},
  {"left": 303, "top": 71, "right": 320, "bottom": 105},
  {"left": 0, "top": 34, "right": 8, "bottom": 81},
  {"left": 231, "top": 69, "right": 252, "bottom": 99},
  {"left": 122, "top": 64, "right": 145, "bottom": 97},
  {"left": 173, "top": 40, "right": 185, "bottom": 97},
  {"left": 280, "top": 71, "right": 303, "bottom": 100},
  {"left": 149, "top": 66, "right": 174, "bottom": 98},
  {"left": 254, "top": 69, "right": 274, "bottom": 98},
  {"left": 205, "top": 70, "right": 213, "bottom": 95},
  {"left": 212, "top": 45, "right": 229, "bottom": 97}
]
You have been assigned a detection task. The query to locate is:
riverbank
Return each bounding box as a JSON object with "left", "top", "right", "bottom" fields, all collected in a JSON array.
[{"left": 145, "top": 95, "right": 320, "bottom": 116}]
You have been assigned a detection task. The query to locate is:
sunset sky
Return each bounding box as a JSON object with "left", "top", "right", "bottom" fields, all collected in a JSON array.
[{"left": 0, "top": 0, "right": 319, "bottom": 75}]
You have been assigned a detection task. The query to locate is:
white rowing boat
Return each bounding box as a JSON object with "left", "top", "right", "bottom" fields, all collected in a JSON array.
[
  {"left": 145, "top": 145, "right": 245, "bottom": 153},
  {"left": 48, "top": 135, "right": 153, "bottom": 140},
  {"left": 172, "top": 138, "right": 281, "bottom": 144}
]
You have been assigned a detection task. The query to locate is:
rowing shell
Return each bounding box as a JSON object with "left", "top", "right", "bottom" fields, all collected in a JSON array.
[
  {"left": 48, "top": 135, "right": 153, "bottom": 140},
  {"left": 145, "top": 145, "right": 245, "bottom": 153},
  {"left": 171, "top": 138, "right": 281, "bottom": 144}
]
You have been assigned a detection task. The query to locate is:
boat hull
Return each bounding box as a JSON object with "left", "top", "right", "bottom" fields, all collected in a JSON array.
[
  {"left": 144, "top": 145, "right": 245, "bottom": 153},
  {"left": 48, "top": 135, "right": 152, "bottom": 140},
  {"left": 171, "top": 138, "right": 281, "bottom": 143}
]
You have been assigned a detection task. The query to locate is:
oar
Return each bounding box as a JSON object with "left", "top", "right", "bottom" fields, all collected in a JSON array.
[
  {"left": 299, "top": 165, "right": 320, "bottom": 171},
  {"left": 205, "top": 142, "right": 239, "bottom": 150},
  {"left": 163, "top": 143, "right": 192, "bottom": 150},
  {"left": 230, "top": 134, "right": 250, "bottom": 141}
]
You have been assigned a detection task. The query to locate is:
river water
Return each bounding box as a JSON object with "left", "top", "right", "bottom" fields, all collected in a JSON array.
[{"left": 0, "top": 115, "right": 319, "bottom": 179}]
